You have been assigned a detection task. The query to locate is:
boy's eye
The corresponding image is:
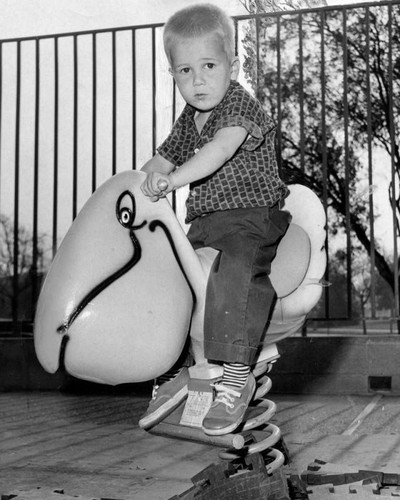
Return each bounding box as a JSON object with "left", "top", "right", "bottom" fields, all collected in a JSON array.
[
  {"left": 180, "top": 67, "right": 191, "bottom": 74},
  {"left": 205, "top": 63, "right": 215, "bottom": 69}
]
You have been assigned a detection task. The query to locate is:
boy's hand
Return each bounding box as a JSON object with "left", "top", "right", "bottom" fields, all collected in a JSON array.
[{"left": 140, "top": 172, "right": 173, "bottom": 202}]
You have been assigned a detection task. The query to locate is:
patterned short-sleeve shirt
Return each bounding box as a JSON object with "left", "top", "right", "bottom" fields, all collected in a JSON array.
[{"left": 158, "top": 80, "right": 288, "bottom": 223}]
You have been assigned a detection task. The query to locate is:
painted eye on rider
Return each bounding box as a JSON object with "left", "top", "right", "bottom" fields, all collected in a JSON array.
[
  {"left": 120, "top": 208, "right": 132, "bottom": 226},
  {"left": 116, "top": 191, "right": 136, "bottom": 228}
]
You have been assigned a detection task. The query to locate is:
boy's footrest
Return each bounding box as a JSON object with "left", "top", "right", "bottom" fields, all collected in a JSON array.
[{"left": 149, "top": 420, "right": 246, "bottom": 450}]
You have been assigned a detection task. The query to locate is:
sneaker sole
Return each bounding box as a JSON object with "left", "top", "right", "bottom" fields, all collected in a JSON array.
[
  {"left": 201, "top": 418, "right": 243, "bottom": 436},
  {"left": 138, "top": 385, "right": 188, "bottom": 430}
]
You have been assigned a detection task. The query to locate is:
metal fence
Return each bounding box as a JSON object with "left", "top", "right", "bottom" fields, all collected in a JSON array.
[{"left": 0, "top": 1, "right": 399, "bottom": 335}]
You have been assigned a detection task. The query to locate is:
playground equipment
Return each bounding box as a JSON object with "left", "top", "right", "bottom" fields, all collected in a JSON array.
[{"left": 34, "top": 169, "right": 326, "bottom": 475}]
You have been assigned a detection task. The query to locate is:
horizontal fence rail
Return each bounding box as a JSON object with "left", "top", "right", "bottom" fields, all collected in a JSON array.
[{"left": 0, "top": 1, "right": 399, "bottom": 336}]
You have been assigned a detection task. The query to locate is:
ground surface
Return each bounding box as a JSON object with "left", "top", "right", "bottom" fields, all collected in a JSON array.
[{"left": 1, "top": 389, "right": 400, "bottom": 499}]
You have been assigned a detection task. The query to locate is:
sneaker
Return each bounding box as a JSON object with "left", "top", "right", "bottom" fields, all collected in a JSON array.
[
  {"left": 138, "top": 367, "right": 189, "bottom": 430},
  {"left": 201, "top": 373, "right": 256, "bottom": 436}
]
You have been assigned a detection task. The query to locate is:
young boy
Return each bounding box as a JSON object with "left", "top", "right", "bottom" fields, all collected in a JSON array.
[{"left": 139, "top": 3, "right": 290, "bottom": 436}]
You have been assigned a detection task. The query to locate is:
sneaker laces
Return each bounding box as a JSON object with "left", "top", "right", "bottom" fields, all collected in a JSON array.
[{"left": 212, "top": 383, "right": 241, "bottom": 409}]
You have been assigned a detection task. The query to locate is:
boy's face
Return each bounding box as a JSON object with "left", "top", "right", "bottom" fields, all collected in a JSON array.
[{"left": 169, "top": 33, "right": 239, "bottom": 113}]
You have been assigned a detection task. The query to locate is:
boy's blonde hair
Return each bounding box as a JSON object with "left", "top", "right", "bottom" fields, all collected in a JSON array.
[{"left": 163, "top": 3, "right": 236, "bottom": 64}]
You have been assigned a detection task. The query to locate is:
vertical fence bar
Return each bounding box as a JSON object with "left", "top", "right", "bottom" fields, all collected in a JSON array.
[
  {"left": 92, "top": 33, "right": 97, "bottom": 192},
  {"left": 256, "top": 16, "right": 260, "bottom": 100},
  {"left": 172, "top": 81, "right": 176, "bottom": 128},
  {"left": 298, "top": 13, "right": 305, "bottom": 173},
  {"left": 12, "top": 41, "right": 21, "bottom": 332},
  {"left": 320, "top": 9, "right": 330, "bottom": 320},
  {"left": 171, "top": 79, "right": 177, "bottom": 212},
  {"left": 387, "top": 3, "right": 400, "bottom": 322},
  {"left": 151, "top": 27, "right": 157, "bottom": 155},
  {"left": 342, "top": 8, "right": 352, "bottom": 319},
  {"left": 0, "top": 43, "right": 2, "bottom": 213},
  {"left": 299, "top": 12, "right": 306, "bottom": 336},
  {"left": 52, "top": 37, "right": 59, "bottom": 258},
  {"left": 31, "top": 38, "right": 40, "bottom": 317},
  {"left": 365, "top": 7, "right": 376, "bottom": 318},
  {"left": 72, "top": 35, "right": 78, "bottom": 220},
  {"left": 131, "top": 29, "right": 136, "bottom": 169},
  {"left": 234, "top": 18, "right": 239, "bottom": 57},
  {"left": 112, "top": 30, "right": 117, "bottom": 175},
  {"left": 276, "top": 16, "right": 282, "bottom": 172}
]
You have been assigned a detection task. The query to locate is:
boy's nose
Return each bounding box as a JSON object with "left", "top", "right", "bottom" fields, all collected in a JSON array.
[{"left": 193, "top": 70, "right": 205, "bottom": 85}]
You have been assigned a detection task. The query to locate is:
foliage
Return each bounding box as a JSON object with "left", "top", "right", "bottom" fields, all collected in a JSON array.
[
  {"left": 239, "top": 2, "right": 399, "bottom": 314},
  {"left": 240, "top": 0, "right": 327, "bottom": 13},
  {"left": 0, "top": 214, "right": 48, "bottom": 320}
]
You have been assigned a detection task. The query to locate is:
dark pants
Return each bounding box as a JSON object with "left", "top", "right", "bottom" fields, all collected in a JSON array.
[{"left": 187, "top": 205, "right": 291, "bottom": 366}]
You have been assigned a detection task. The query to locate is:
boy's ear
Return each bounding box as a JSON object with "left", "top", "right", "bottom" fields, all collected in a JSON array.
[{"left": 230, "top": 57, "right": 240, "bottom": 80}]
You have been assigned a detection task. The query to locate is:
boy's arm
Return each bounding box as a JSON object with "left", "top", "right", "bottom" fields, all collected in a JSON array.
[
  {"left": 140, "top": 126, "right": 247, "bottom": 200},
  {"left": 169, "top": 126, "right": 247, "bottom": 190},
  {"left": 141, "top": 153, "right": 174, "bottom": 174}
]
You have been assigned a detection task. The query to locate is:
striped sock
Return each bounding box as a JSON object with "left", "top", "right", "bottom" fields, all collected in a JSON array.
[
  {"left": 157, "top": 367, "right": 183, "bottom": 385},
  {"left": 222, "top": 362, "right": 251, "bottom": 389}
]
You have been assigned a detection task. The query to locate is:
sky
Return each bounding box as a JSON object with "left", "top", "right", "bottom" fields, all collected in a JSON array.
[
  {"left": 0, "top": 0, "right": 394, "bottom": 256},
  {"left": 0, "top": 0, "right": 246, "bottom": 40},
  {"left": 0, "top": 0, "right": 381, "bottom": 40}
]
